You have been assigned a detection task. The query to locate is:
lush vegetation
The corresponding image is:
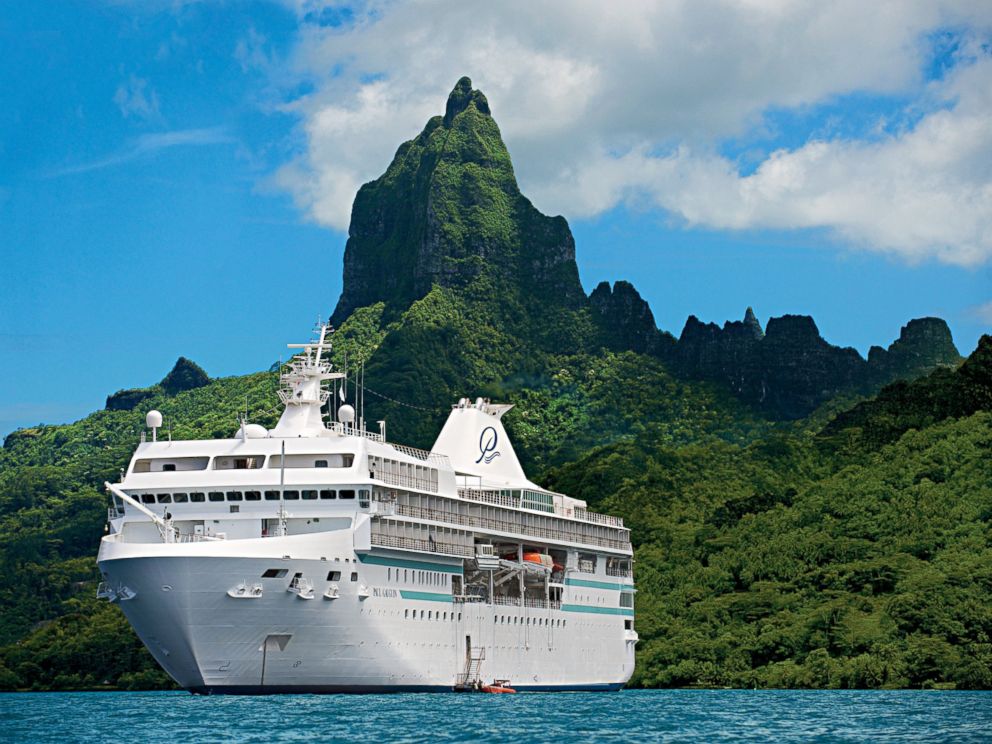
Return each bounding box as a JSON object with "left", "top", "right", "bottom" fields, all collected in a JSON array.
[
  {"left": 547, "top": 339, "right": 992, "bottom": 689},
  {"left": 0, "top": 334, "right": 987, "bottom": 691},
  {"left": 1, "top": 74, "right": 986, "bottom": 691}
]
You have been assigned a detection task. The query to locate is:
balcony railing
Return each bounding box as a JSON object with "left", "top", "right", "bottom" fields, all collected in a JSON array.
[
  {"left": 374, "top": 471, "right": 438, "bottom": 494},
  {"left": 370, "top": 532, "right": 474, "bottom": 558},
  {"left": 606, "top": 566, "right": 634, "bottom": 578},
  {"left": 458, "top": 487, "right": 626, "bottom": 529},
  {"left": 391, "top": 502, "right": 630, "bottom": 552}
]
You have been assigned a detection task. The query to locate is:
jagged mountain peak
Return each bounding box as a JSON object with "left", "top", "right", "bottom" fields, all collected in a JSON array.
[
  {"left": 742, "top": 306, "right": 763, "bottom": 336},
  {"left": 443, "top": 76, "right": 491, "bottom": 126},
  {"left": 331, "top": 76, "right": 583, "bottom": 325}
]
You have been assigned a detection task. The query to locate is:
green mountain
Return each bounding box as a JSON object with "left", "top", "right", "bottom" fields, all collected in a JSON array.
[{"left": 0, "top": 78, "right": 985, "bottom": 691}]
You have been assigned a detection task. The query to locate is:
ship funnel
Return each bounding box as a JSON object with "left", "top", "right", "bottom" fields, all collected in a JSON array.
[{"left": 431, "top": 399, "right": 536, "bottom": 488}]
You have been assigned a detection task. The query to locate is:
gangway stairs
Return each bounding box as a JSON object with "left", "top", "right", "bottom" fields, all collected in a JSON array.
[{"left": 454, "top": 647, "right": 486, "bottom": 691}]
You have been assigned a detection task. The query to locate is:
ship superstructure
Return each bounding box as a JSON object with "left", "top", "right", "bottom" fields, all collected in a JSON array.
[{"left": 97, "top": 324, "right": 636, "bottom": 692}]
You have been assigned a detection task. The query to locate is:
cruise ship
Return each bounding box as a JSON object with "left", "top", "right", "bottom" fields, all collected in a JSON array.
[{"left": 96, "top": 324, "right": 636, "bottom": 693}]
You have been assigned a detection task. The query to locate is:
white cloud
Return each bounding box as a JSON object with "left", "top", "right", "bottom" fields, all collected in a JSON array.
[
  {"left": 113, "top": 75, "right": 161, "bottom": 120},
  {"left": 272, "top": 0, "right": 992, "bottom": 265},
  {"left": 48, "top": 128, "right": 231, "bottom": 177}
]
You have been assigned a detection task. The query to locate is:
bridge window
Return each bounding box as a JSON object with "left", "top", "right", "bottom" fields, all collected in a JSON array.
[
  {"left": 283, "top": 491, "right": 300, "bottom": 500},
  {"left": 141, "top": 494, "right": 155, "bottom": 504},
  {"left": 245, "top": 491, "right": 261, "bottom": 501},
  {"left": 190, "top": 492, "right": 205, "bottom": 502},
  {"left": 173, "top": 493, "right": 188, "bottom": 503},
  {"left": 226, "top": 491, "right": 243, "bottom": 501},
  {"left": 339, "top": 489, "right": 355, "bottom": 500},
  {"left": 264, "top": 491, "right": 280, "bottom": 501},
  {"left": 302, "top": 490, "right": 318, "bottom": 500},
  {"left": 213, "top": 456, "right": 264, "bottom": 470},
  {"left": 134, "top": 456, "right": 208, "bottom": 473},
  {"left": 208, "top": 492, "right": 224, "bottom": 502},
  {"left": 320, "top": 490, "right": 336, "bottom": 499},
  {"left": 156, "top": 494, "right": 172, "bottom": 504}
]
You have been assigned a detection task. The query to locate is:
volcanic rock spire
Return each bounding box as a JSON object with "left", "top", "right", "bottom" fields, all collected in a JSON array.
[{"left": 331, "top": 77, "right": 585, "bottom": 325}]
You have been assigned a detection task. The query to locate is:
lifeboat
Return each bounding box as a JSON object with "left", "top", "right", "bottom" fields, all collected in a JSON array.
[
  {"left": 522, "top": 553, "right": 553, "bottom": 569},
  {"left": 481, "top": 680, "right": 516, "bottom": 694}
]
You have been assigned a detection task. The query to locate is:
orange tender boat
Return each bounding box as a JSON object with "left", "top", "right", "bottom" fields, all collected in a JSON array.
[{"left": 481, "top": 682, "right": 517, "bottom": 694}]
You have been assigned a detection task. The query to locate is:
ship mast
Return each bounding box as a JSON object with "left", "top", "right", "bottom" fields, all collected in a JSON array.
[{"left": 270, "top": 323, "right": 345, "bottom": 438}]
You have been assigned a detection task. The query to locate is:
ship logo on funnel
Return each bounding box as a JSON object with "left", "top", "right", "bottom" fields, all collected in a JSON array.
[{"left": 476, "top": 426, "right": 501, "bottom": 464}]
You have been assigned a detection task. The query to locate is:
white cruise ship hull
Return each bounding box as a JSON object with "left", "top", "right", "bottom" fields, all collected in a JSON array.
[{"left": 99, "top": 533, "right": 635, "bottom": 693}]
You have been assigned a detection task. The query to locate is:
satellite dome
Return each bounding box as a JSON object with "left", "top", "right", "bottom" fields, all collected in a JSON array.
[
  {"left": 146, "top": 410, "right": 163, "bottom": 429},
  {"left": 243, "top": 423, "right": 268, "bottom": 439},
  {"left": 338, "top": 404, "right": 356, "bottom": 424}
]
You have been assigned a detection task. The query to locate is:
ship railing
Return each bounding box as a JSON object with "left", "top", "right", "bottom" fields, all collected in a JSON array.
[
  {"left": 606, "top": 567, "right": 634, "bottom": 578},
  {"left": 573, "top": 508, "right": 625, "bottom": 528},
  {"left": 458, "top": 487, "right": 626, "bottom": 529},
  {"left": 370, "top": 532, "right": 474, "bottom": 558},
  {"left": 391, "top": 502, "right": 631, "bottom": 552},
  {"left": 175, "top": 532, "right": 224, "bottom": 543},
  {"left": 387, "top": 443, "right": 450, "bottom": 467},
  {"left": 453, "top": 594, "right": 486, "bottom": 604},
  {"left": 492, "top": 595, "right": 521, "bottom": 607},
  {"left": 327, "top": 422, "right": 384, "bottom": 443},
  {"left": 375, "top": 471, "right": 439, "bottom": 494},
  {"left": 458, "top": 488, "right": 518, "bottom": 509},
  {"left": 490, "top": 596, "right": 562, "bottom": 610}
]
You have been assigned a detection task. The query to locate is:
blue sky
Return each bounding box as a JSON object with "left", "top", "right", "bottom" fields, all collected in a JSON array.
[{"left": 1, "top": 2, "right": 990, "bottom": 437}]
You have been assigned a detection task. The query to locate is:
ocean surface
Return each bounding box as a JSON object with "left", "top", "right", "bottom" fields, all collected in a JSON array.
[{"left": 2, "top": 689, "right": 990, "bottom": 743}]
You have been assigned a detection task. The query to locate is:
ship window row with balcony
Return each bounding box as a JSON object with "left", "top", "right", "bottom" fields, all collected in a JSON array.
[{"left": 383, "top": 491, "right": 630, "bottom": 552}]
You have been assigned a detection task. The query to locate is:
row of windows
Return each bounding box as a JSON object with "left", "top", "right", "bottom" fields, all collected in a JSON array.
[
  {"left": 404, "top": 609, "right": 462, "bottom": 621},
  {"left": 260, "top": 568, "right": 361, "bottom": 582},
  {"left": 397, "top": 609, "right": 567, "bottom": 628},
  {"left": 494, "top": 615, "right": 565, "bottom": 628},
  {"left": 138, "top": 489, "right": 369, "bottom": 505},
  {"left": 386, "top": 567, "right": 449, "bottom": 587},
  {"left": 136, "top": 454, "right": 355, "bottom": 473}
]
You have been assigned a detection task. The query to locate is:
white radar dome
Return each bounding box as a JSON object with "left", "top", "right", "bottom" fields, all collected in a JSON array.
[
  {"left": 146, "top": 410, "right": 163, "bottom": 429},
  {"left": 338, "top": 404, "right": 356, "bottom": 424},
  {"left": 244, "top": 423, "right": 268, "bottom": 439}
]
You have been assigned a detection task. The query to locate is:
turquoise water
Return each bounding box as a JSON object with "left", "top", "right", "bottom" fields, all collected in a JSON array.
[{"left": 2, "top": 690, "right": 990, "bottom": 742}]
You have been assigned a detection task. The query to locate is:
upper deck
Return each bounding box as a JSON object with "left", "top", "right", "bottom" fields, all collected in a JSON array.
[{"left": 106, "top": 324, "right": 630, "bottom": 555}]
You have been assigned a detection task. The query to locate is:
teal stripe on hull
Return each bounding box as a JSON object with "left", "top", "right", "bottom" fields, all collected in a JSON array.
[
  {"left": 561, "top": 603, "right": 634, "bottom": 616},
  {"left": 564, "top": 578, "right": 636, "bottom": 592},
  {"left": 358, "top": 553, "right": 463, "bottom": 574},
  {"left": 399, "top": 590, "right": 454, "bottom": 603}
]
